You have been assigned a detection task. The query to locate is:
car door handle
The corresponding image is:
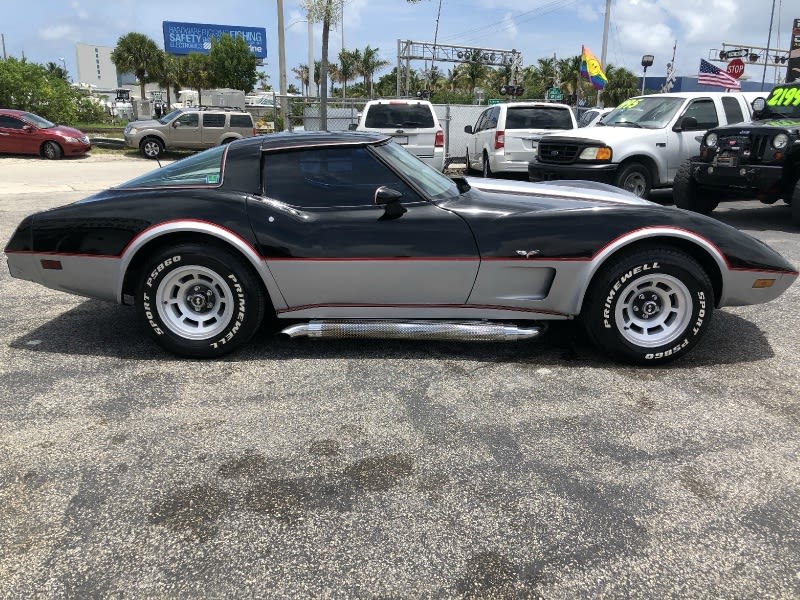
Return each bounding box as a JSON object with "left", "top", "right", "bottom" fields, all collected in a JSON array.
[{"left": 656, "top": 142, "right": 666, "bottom": 147}]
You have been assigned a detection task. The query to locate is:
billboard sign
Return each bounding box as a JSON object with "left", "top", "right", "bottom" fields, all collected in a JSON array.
[{"left": 163, "top": 21, "right": 267, "bottom": 59}]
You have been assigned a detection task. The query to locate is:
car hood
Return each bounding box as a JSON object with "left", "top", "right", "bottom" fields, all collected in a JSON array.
[
  {"left": 127, "top": 119, "right": 162, "bottom": 129},
  {"left": 541, "top": 125, "right": 664, "bottom": 145},
  {"left": 50, "top": 124, "right": 87, "bottom": 138},
  {"left": 454, "top": 177, "right": 651, "bottom": 213}
]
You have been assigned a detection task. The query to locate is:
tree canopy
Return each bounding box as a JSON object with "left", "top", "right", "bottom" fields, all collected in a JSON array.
[{"left": 208, "top": 33, "right": 258, "bottom": 93}]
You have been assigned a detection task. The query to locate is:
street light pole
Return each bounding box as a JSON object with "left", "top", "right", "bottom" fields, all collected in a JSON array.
[
  {"left": 276, "top": 0, "right": 289, "bottom": 131},
  {"left": 641, "top": 54, "right": 654, "bottom": 95}
]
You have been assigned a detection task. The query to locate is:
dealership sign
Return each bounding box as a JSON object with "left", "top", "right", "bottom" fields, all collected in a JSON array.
[{"left": 163, "top": 21, "right": 267, "bottom": 58}]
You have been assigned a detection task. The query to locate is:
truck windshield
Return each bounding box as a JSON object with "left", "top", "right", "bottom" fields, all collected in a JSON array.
[
  {"left": 159, "top": 109, "right": 183, "bottom": 124},
  {"left": 603, "top": 97, "right": 684, "bottom": 129},
  {"left": 761, "top": 85, "right": 800, "bottom": 119}
]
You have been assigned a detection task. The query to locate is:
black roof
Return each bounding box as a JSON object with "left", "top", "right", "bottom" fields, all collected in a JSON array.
[{"left": 245, "top": 130, "right": 391, "bottom": 152}]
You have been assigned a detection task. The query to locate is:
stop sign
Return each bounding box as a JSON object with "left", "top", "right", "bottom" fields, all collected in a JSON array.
[{"left": 726, "top": 59, "right": 745, "bottom": 79}]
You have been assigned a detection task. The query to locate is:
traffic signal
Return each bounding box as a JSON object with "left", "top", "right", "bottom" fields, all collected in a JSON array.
[{"left": 499, "top": 85, "right": 525, "bottom": 96}]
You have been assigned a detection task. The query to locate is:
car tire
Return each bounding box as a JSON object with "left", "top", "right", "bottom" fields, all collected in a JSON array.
[
  {"left": 791, "top": 179, "right": 800, "bottom": 225},
  {"left": 136, "top": 244, "right": 267, "bottom": 358},
  {"left": 42, "top": 141, "right": 63, "bottom": 160},
  {"left": 673, "top": 158, "right": 719, "bottom": 215},
  {"left": 614, "top": 161, "right": 652, "bottom": 198},
  {"left": 581, "top": 246, "right": 714, "bottom": 365},
  {"left": 140, "top": 137, "right": 164, "bottom": 159},
  {"left": 464, "top": 149, "right": 476, "bottom": 175},
  {"left": 482, "top": 152, "right": 493, "bottom": 178}
]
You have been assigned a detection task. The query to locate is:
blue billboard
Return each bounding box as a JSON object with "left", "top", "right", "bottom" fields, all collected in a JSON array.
[{"left": 162, "top": 21, "right": 267, "bottom": 59}]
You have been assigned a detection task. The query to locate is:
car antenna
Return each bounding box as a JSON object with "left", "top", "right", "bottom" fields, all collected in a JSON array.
[{"left": 156, "top": 156, "right": 162, "bottom": 168}]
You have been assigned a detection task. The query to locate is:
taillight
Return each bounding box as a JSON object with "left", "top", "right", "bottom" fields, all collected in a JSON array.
[
  {"left": 435, "top": 130, "right": 444, "bottom": 147},
  {"left": 253, "top": 127, "right": 257, "bottom": 136},
  {"left": 494, "top": 130, "right": 505, "bottom": 150}
]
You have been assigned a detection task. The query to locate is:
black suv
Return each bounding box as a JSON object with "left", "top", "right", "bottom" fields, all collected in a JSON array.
[{"left": 673, "top": 83, "right": 800, "bottom": 224}]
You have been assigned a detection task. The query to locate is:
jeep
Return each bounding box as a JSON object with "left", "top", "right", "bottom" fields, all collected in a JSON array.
[{"left": 673, "top": 83, "right": 800, "bottom": 224}]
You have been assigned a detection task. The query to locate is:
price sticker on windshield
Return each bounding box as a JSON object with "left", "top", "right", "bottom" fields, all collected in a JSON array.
[
  {"left": 617, "top": 98, "right": 641, "bottom": 110},
  {"left": 767, "top": 86, "right": 800, "bottom": 107}
]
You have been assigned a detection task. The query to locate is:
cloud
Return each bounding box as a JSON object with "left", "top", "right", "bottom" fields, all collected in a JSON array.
[
  {"left": 501, "top": 13, "right": 518, "bottom": 39},
  {"left": 575, "top": 2, "right": 601, "bottom": 23},
  {"left": 39, "top": 25, "right": 75, "bottom": 41}
]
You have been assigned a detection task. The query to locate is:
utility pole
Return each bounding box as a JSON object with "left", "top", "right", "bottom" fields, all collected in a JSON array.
[
  {"left": 307, "top": 15, "right": 316, "bottom": 97},
  {"left": 276, "top": 0, "right": 289, "bottom": 130},
  {"left": 761, "top": 0, "right": 777, "bottom": 91},
  {"left": 1, "top": 33, "right": 6, "bottom": 60}
]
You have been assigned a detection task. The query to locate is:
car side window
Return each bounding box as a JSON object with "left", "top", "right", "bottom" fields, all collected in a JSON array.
[
  {"left": 682, "top": 99, "right": 719, "bottom": 130},
  {"left": 474, "top": 111, "right": 488, "bottom": 132},
  {"left": 0, "top": 115, "right": 24, "bottom": 129},
  {"left": 176, "top": 113, "right": 199, "bottom": 127},
  {"left": 230, "top": 114, "right": 253, "bottom": 128},
  {"left": 721, "top": 97, "right": 745, "bottom": 125},
  {"left": 203, "top": 113, "right": 226, "bottom": 128},
  {"left": 487, "top": 107, "right": 500, "bottom": 129},
  {"left": 263, "top": 146, "right": 423, "bottom": 208}
]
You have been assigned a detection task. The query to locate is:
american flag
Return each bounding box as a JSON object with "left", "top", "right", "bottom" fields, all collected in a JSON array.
[{"left": 697, "top": 58, "right": 741, "bottom": 89}]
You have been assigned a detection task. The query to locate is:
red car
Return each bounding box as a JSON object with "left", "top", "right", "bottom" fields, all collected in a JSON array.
[{"left": 0, "top": 109, "right": 91, "bottom": 159}]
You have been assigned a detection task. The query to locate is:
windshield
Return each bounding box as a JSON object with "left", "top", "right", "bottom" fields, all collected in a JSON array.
[
  {"left": 373, "top": 140, "right": 458, "bottom": 201},
  {"left": 603, "top": 97, "right": 684, "bottom": 129},
  {"left": 761, "top": 85, "right": 800, "bottom": 119},
  {"left": 158, "top": 108, "right": 183, "bottom": 125},
  {"left": 22, "top": 112, "right": 55, "bottom": 129},
  {"left": 116, "top": 145, "right": 226, "bottom": 188}
]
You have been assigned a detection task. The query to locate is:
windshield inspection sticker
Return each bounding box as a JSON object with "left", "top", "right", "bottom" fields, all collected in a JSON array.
[{"left": 206, "top": 174, "right": 220, "bottom": 184}]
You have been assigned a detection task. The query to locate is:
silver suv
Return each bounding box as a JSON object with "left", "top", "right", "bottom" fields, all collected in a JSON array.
[{"left": 124, "top": 106, "right": 256, "bottom": 159}]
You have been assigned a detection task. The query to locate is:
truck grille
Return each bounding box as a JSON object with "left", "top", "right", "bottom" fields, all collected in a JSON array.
[
  {"left": 718, "top": 133, "right": 771, "bottom": 163},
  {"left": 537, "top": 141, "right": 580, "bottom": 164}
]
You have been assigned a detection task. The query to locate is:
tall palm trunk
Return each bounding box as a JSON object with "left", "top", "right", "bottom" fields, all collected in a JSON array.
[{"left": 319, "top": 0, "right": 332, "bottom": 130}]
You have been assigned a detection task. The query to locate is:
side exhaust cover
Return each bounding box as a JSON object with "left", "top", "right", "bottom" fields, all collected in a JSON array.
[{"left": 281, "top": 320, "right": 543, "bottom": 341}]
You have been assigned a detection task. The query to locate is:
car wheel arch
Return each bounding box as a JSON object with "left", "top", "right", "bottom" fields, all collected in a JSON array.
[
  {"left": 119, "top": 229, "right": 283, "bottom": 315},
  {"left": 575, "top": 235, "right": 723, "bottom": 314},
  {"left": 616, "top": 155, "right": 659, "bottom": 182}
]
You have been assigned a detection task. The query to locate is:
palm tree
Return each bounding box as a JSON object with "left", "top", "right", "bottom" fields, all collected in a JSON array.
[
  {"left": 337, "top": 48, "right": 359, "bottom": 98},
  {"left": 292, "top": 64, "right": 310, "bottom": 96},
  {"left": 602, "top": 64, "right": 639, "bottom": 106},
  {"left": 358, "top": 45, "right": 390, "bottom": 98},
  {"left": 110, "top": 32, "right": 162, "bottom": 100},
  {"left": 152, "top": 52, "right": 180, "bottom": 109},
  {"left": 177, "top": 53, "right": 212, "bottom": 105},
  {"left": 303, "top": 0, "right": 343, "bottom": 129}
]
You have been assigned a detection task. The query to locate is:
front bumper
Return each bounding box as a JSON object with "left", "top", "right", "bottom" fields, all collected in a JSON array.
[
  {"left": 690, "top": 162, "right": 783, "bottom": 194},
  {"left": 529, "top": 161, "right": 618, "bottom": 184}
]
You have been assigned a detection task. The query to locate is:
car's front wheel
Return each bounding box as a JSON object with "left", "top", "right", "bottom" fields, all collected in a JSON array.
[
  {"left": 42, "top": 141, "right": 63, "bottom": 160},
  {"left": 673, "top": 158, "right": 719, "bottom": 215},
  {"left": 136, "top": 244, "right": 267, "bottom": 358},
  {"left": 582, "top": 247, "right": 714, "bottom": 365},
  {"left": 140, "top": 137, "right": 164, "bottom": 159},
  {"left": 791, "top": 179, "right": 800, "bottom": 225},
  {"left": 614, "top": 161, "right": 652, "bottom": 198}
]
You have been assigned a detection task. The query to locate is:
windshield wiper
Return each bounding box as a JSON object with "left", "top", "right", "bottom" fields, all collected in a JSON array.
[{"left": 613, "top": 121, "right": 643, "bottom": 128}]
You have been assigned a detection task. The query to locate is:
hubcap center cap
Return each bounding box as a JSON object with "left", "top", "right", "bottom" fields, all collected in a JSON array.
[
  {"left": 186, "top": 285, "right": 215, "bottom": 312},
  {"left": 633, "top": 292, "right": 662, "bottom": 319}
]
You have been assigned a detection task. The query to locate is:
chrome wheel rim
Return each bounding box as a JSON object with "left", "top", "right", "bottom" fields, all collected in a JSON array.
[
  {"left": 44, "top": 143, "right": 57, "bottom": 159},
  {"left": 156, "top": 266, "right": 234, "bottom": 340},
  {"left": 143, "top": 140, "right": 161, "bottom": 158},
  {"left": 622, "top": 171, "right": 647, "bottom": 196},
  {"left": 614, "top": 274, "right": 693, "bottom": 348}
]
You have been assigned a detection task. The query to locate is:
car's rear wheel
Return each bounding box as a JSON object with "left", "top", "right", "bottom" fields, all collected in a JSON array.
[
  {"left": 614, "top": 161, "right": 652, "bottom": 198},
  {"left": 136, "top": 244, "right": 267, "bottom": 358},
  {"left": 482, "top": 152, "right": 493, "bottom": 178},
  {"left": 582, "top": 247, "right": 714, "bottom": 365},
  {"left": 465, "top": 149, "right": 476, "bottom": 175},
  {"left": 42, "top": 141, "right": 63, "bottom": 160},
  {"left": 673, "top": 158, "right": 719, "bottom": 215},
  {"left": 140, "top": 137, "right": 164, "bottom": 159}
]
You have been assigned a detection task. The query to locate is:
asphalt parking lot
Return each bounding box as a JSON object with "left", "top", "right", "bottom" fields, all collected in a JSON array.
[{"left": 1, "top": 154, "right": 799, "bottom": 598}]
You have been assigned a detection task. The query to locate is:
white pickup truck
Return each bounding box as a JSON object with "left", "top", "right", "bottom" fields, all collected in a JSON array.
[{"left": 528, "top": 92, "right": 755, "bottom": 198}]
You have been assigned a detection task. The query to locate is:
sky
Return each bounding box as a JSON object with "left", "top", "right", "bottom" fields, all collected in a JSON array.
[{"left": 0, "top": 0, "right": 794, "bottom": 89}]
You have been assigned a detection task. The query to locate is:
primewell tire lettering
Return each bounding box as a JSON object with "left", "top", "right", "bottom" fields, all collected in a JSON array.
[
  {"left": 603, "top": 262, "right": 660, "bottom": 328},
  {"left": 210, "top": 274, "right": 247, "bottom": 349}
]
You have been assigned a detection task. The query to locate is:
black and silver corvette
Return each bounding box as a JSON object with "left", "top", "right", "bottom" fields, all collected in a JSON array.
[{"left": 4, "top": 131, "right": 798, "bottom": 364}]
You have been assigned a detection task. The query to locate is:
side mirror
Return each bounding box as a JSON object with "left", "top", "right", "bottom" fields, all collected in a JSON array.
[
  {"left": 374, "top": 186, "right": 404, "bottom": 205},
  {"left": 173, "top": 121, "right": 181, "bottom": 128},
  {"left": 675, "top": 116, "right": 698, "bottom": 131},
  {"left": 464, "top": 125, "right": 473, "bottom": 134},
  {"left": 22, "top": 125, "right": 34, "bottom": 133},
  {"left": 348, "top": 123, "right": 357, "bottom": 131}
]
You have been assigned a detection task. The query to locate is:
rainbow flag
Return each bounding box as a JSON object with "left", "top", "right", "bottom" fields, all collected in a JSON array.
[{"left": 580, "top": 45, "right": 608, "bottom": 90}]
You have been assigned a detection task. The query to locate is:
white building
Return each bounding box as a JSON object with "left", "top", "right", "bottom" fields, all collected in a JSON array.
[{"left": 75, "top": 43, "right": 119, "bottom": 90}]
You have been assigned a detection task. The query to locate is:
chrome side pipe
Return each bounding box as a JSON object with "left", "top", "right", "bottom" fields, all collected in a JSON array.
[{"left": 280, "top": 320, "right": 543, "bottom": 342}]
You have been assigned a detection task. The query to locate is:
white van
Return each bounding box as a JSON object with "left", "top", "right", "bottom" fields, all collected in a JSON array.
[{"left": 355, "top": 99, "right": 445, "bottom": 171}]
